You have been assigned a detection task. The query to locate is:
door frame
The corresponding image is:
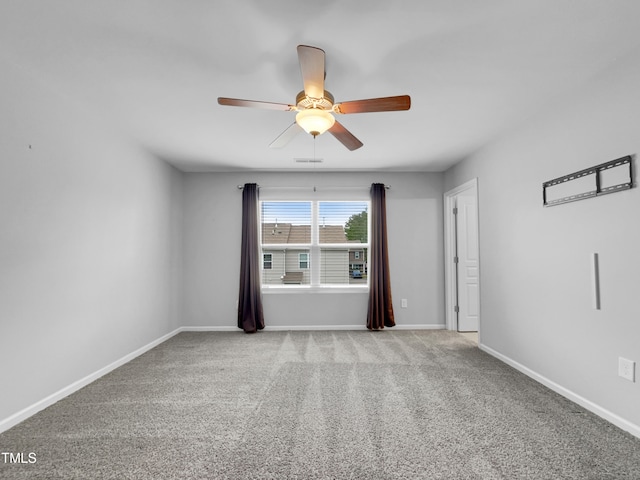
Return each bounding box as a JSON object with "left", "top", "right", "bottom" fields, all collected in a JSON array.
[{"left": 443, "top": 178, "right": 480, "bottom": 333}]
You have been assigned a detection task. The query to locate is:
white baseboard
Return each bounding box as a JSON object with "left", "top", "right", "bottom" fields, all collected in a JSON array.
[
  {"left": 182, "top": 324, "right": 446, "bottom": 332},
  {"left": 265, "top": 323, "right": 446, "bottom": 331},
  {"left": 0, "top": 328, "right": 182, "bottom": 434},
  {"left": 266, "top": 325, "right": 367, "bottom": 331},
  {"left": 480, "top": 343, "right": 640, "bottom": 440},
  {"left": 180, "top": 326, "right": 238, "bottom": 332}
]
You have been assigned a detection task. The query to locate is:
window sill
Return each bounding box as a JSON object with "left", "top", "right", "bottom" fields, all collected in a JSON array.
[{"left": 261, "top": 285, "right": 369, "bottom": 294}]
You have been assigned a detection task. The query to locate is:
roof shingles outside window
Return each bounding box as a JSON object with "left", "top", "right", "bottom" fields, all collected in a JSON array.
[{"left": 262, "top": 224, "right": 348, "bottom": 244}]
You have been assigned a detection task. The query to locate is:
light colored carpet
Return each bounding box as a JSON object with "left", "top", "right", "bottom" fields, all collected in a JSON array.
[
  {"left": 1, "top": 330, "right": 639, "bottom": 479},
  {"left": 458, "top": 331, "right": 478, "bottom": 343}
]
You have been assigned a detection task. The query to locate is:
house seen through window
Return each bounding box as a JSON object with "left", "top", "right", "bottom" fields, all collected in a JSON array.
[{"left": 260, "top": 200, "right": 369, "bottom": 287}]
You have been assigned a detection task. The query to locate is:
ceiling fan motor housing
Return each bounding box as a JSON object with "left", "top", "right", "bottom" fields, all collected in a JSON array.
[{"left": 296, "top": 90, "right": 335, "bottom": 110}]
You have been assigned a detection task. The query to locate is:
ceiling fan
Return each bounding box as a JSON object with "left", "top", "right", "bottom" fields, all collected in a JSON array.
[{"left": 218, "top": 45, "right": 411, "bottom": 151}]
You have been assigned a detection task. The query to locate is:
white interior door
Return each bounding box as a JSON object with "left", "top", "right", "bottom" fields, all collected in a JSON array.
[{"left": 455, "top": 192, "right": 479, "bottom": 332}]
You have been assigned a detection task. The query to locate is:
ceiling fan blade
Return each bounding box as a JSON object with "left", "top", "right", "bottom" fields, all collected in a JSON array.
[
  {"left": 328, "top": 120, "right": 363, "bottom": 151},
  {"left": 335, "top": 95, "right": 411, "bottom": 114},
  {"left": 269, "top": 122, "right": 303, "bottom": 148},
  {"left": 297, "top": 45, "right": 325, "bottom": 99},
  {"left": 218, "top": 97, "right": 294, "bottom": 111}
]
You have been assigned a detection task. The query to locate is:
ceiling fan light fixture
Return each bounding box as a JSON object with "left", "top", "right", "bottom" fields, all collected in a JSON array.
[{"left": 295, "top": 108, "right": 335, "bottom": 137}]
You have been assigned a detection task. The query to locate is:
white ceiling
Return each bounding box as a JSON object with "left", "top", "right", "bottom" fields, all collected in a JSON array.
[{"left": 2, "top": 1, "right": 640, "bottom": 172}]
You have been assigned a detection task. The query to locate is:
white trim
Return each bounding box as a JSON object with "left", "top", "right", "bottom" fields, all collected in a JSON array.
[
  {"left": 443, "top": 178, "right": 480, "bottom": 336},
  {"left": 262, "top": 285, "right": 369, "bottom": 294},
  {"left": 444, "top": 178, "right": 479, "bottom": 197},
  {"left": 0, "top": 328, "right": 182, "bottom": 434},
  {"left": 480, "top": 343, "right": 640, "bottom": 440},
  {"left": 263, "top": 324, "right": 445, "bottom": 331},
  {"left": 183, "top": 324, "right": 445, "bottom": 332},
  {"left": 267, "top": 325, "right": 367, "bottom": 331},
  {"left": 443, "top": 191, "right": 457, "bottom": 331},
  {"left": 179, "top": 326, "right": 239, "bottom": 332}
]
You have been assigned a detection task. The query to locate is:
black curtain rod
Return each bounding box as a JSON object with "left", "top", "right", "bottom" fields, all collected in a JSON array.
[{"left": 237, "top": 184, "right": 390, "bottom": 190}]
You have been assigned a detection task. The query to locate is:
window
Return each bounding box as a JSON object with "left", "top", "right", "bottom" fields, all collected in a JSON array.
[
  {"left": 260, "top": 200, "right": 369, "bottom": 288},
  {"left": 299, "top": 253, "right": 309, "bottom": 269}
]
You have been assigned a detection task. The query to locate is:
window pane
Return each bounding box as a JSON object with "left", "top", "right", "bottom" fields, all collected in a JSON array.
[
  {"left": 321, "top": 247, "right": 368, "bottom": 285},
  {"left": 261, "top": 248, "right": 310, "bottom": 285},
  {"left": 318, "top": 202, "right": 368, "bottom": 244},
  {"left": 262, "top": 202, "right": 311, "bottom": 244}
]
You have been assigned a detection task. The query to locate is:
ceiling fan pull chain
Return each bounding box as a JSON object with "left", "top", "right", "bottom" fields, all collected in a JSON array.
[{"left": 313, "top": 136, "right": 318, "bottom": 192}]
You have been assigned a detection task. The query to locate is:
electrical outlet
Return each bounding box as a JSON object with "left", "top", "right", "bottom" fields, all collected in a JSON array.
[
  {"left": 401, "top": 299, "right": 408, "bottom": 308},
  {"left": 618, "top": 357, "right": 635, "bottom": 382}
]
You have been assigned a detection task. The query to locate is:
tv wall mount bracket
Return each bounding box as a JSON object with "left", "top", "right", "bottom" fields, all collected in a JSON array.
[{"left": 543, "top": 155, "right": 634, "bottom": 207}]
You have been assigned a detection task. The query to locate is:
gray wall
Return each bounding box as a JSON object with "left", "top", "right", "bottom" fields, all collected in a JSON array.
[
  {"left": 183, "top": 171, "right": 445, "bottom": 328},
  {"left": 0, "top": 60, "right": 184, "bottom": 423},
  {"left": 444, "top": 48, "right": 640, "bottom": 429}
]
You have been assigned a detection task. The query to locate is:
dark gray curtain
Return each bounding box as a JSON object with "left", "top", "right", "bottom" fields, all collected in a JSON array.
[
  {"left": 238, "top": 183, "right": 265, "bottom": 333},
  {"left": 367, "top": 183, "right": 395, "bottom": 330}
]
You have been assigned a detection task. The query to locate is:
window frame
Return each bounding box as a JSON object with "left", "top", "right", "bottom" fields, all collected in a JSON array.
[
  {"left": 263, "top": 253, "right": 273, "bottom": 270},
  {"left": 259, "top": 199, "right": 370, "bottom": 292}
]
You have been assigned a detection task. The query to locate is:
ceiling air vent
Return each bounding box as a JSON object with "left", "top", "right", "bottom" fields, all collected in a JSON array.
[{"left": 294, "top": 158, "right": 323, "bottom": 163}]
